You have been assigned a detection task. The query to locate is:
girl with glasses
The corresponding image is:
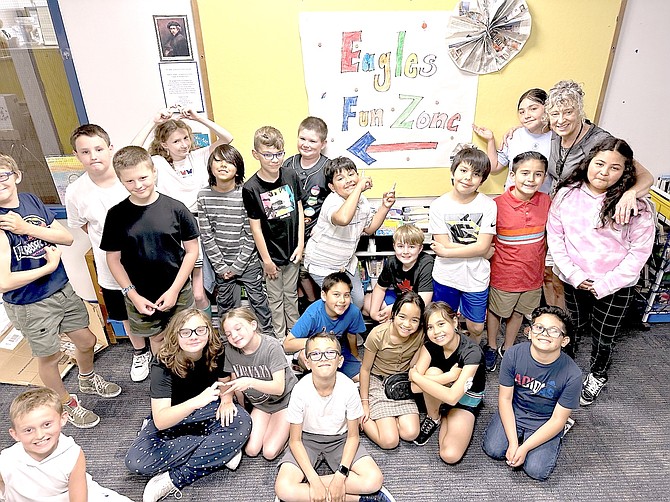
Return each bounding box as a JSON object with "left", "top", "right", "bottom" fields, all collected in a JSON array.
[
  {"left": 125, "top": 309, "right": 251, "bottom": 502},
  {"left": 220, "top": 307, "right": 298, "bottom": 460},
  {"left": 359, "top": 291, "right": 425, "bottom": 449}
]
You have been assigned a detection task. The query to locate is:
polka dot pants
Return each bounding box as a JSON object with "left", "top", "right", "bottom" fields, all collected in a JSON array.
[{"left": 125, "top": 401, "right": 252, "bottom": 489}]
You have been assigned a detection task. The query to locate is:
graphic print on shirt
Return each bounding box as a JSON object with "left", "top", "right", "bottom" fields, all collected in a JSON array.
[
  {"left": 231, "top": 363, "right": 272, "bottom": 404},
  {"left": 260, "top": 185, "right": 296, "bottom": 220},
  {"left": 443, "top": 212, "right": 483, "bottom": 245},
  {"left": 397, "top": 278, "right": 413, "bottom": 293},
  {"left": 515, "top": 373, "right": 558, "bottom": 399},
  {"left": 12, "top": 215, "right": 49, "bottom": 260}
]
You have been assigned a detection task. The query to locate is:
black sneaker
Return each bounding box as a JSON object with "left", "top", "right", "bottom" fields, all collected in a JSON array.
[
  {"left": 484, "top": 346, "right": 498, "bottom": 372},
  {"left": 497, "top": 346, "right": 506, "bottom": 360},
  {"left": 580, "top": 373, "right": 607, "bottom": 406},
  {"left": 413, "top": 416, "right": 439, "bottom": 446}
]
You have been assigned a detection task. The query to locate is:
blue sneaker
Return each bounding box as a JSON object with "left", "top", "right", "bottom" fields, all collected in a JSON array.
[
  {"left": 360, "top": 486, "right": 396, "bottom": 502},
  {"left": 484, "top": 346, "right": 498, "bottom": 372}
]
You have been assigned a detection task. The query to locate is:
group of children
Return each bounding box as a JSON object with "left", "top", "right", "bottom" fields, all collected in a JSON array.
[{"left": 0, "top": 77, "right": 657, "bottom": 500}]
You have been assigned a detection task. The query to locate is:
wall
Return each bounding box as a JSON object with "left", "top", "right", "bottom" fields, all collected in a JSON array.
[
  {"left": 198, "top": 0, "right": 625, "bottom": 197},
  {"left": 599, "top": 0, "right": 668, "bottom": 177}
]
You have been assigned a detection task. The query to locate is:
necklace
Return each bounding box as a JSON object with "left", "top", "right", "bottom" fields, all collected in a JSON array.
[{"left": 556, "top": 121, "right": 584, "bottom": 179}]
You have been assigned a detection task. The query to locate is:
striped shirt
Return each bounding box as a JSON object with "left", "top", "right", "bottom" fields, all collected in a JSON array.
[
  {"left": 490, "top": 187, "right": 551, "bottom": 292},
  {"left": 197, "top": 186, "right": 258, "bottom": 275}
]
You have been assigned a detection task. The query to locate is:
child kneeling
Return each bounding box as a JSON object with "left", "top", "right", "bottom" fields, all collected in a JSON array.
[
  {"left": 482, "top": 306, "right": 581, "bottom": 481},
  {"left": 275, "top": 332, "right": 395, "bottom": 502}
]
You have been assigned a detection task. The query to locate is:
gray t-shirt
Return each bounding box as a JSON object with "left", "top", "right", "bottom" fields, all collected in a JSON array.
[{"left": 224, "top": 335, "right": 297, "bottom": 413}]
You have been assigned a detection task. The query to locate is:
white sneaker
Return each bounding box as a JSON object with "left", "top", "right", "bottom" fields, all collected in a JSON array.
[
  {"left": 226, "top": 449, "right": 242, "bottom": 470},
  {"left": 143, "top": 472, "right": 181, "bottom": 502},
  {"left": 131, "top": 351, "right": 152, "bottom": 382}
]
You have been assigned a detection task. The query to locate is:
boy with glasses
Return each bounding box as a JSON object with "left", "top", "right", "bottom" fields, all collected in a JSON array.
[
  {"left": 283, "top": 272, "right": 367, "bottom": 381},
  {"left": 0, "top": 153, "right": 120, "bottom": 429},
  {"left": 274, "top": 331, "right": 395, "bottom": 502},
  {"left": 243, "top": 126, "right": 304, "bottom": 340},
  {"left": 482, "top": 306, "right": 581, "bottom": 481}
]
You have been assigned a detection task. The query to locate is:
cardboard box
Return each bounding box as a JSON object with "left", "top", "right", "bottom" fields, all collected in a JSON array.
[{"left": 0, "top": 302, "right": 109, "bottom": 386}]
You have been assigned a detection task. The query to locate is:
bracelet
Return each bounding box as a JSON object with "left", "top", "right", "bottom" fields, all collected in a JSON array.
[{"left": 121, "top": 284, "right": 136, "bottom": 297}]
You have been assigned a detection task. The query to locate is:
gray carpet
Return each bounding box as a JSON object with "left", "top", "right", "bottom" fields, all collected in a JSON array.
[{"left": 1, "top": 324, "right": 669, "bottom": 501}]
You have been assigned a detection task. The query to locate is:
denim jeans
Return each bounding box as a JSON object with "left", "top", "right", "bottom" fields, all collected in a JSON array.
[{"left": 482, "top": 410, "right": 562, "bottom": 481}]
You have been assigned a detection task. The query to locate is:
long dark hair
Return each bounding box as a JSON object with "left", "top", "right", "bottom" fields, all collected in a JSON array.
[{"left": 556, "top": 137, "right": 637, "bottom": 227}]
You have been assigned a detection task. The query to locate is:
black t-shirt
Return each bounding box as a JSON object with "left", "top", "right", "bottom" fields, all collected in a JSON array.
[
  {"left": 149, "top": 352, "right": 228, "bottom": 406},
  {"left": 283, "top": 154, "right": 330, "bottom": 239},
  {"left": 100, "top": 194, "right": 199, "bottom": 302},
  {"left": 425, "top": 333, "right": 486, "bottom": 394},
  {"left": 377, "top": 252, "right": 434, "bottom": 294},
  {"left": 242, "top": 168, "right": 303, "bottom": 266}
]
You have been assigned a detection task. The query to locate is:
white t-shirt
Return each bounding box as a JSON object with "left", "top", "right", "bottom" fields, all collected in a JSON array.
[
  {"left": 153, "top": 147, "right": 211, "bottom": 212},
  {"left": 304, "top": 192, "right": 373, "bottom": 277},
  {"left": 498, "top": 128, "right": 552, "bottom": 193},
  {"left": 65, "top": 173, "right": 128, "bottom": 289},
  {"left": 429, "top": 192, "right": 497, "bottom": 292},
  {"left": 286, "top": 372, "right": 363, "bottom": 435},
  {"left": 0, "top": 434, "right": 131, "bottom": 501}
]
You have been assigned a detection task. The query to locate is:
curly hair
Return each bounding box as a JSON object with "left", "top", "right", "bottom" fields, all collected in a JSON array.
[
  {"left": 556, "top": 137, "right": 637, "bottom": 227},
  {"left": 545, "top": 80, "right": 586, "bottom": 122},
  {"left": 148, "top": 119, "right": 195, "bottom": 165},
  {"left": 157, "top": 309, "right": 221, "bottom": 379}
]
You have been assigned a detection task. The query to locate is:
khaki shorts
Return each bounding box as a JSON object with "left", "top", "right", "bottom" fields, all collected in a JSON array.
[
  {"left": 488, "top": 287, "right": 542, "bottom": 318},
  {"left": 125, "top": 282, "right": 195, "bottom": 337},
  {"left": 4, "top": 283, "right": 89, "bottom": 357}
]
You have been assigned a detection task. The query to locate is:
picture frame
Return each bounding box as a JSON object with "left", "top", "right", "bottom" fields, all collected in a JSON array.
[{"left": 153, "top": 15, "right": 193, "bottom": 61}]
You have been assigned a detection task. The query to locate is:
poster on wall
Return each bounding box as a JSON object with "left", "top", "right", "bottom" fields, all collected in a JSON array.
[
  {"left": 158, "top": 62, "right": 205, "bottom": 113},
  {"left": 299, "top": 11, "right": 479, "bottom": 169},
  {"left": 153, "top": 15, "right": 193, "bottom": 61}
]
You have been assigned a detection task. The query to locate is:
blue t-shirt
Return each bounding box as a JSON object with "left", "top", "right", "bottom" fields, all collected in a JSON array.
[
  {"left": 499, "top": 342, "right": 582, "bottom": 430},
  {"left": 1, "top": 193, "right": 68, "bottom": 305},
  {"left": 291, "top": 300, "right": 366, "bottom": 345}
]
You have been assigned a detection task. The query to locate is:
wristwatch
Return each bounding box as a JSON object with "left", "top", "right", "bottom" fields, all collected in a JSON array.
[
  {"left": 337, "top": 464, "right": 350, "bottom": 477},
  {"left": 121, "top": 284, "right": 136, "bottom": 297}
]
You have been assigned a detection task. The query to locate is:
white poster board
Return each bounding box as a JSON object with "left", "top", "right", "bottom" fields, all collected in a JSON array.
[{"left": 299, "top": 11, "right": 478, "bottom": 168}]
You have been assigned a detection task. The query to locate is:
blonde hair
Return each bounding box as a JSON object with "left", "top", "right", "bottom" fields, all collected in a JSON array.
[
  {"left": 10, "top": 388, "right": 62, "bottom": 427},
  {"left": 157, "top": 309, "right": 221, "bottom": 379},
  {"left": 149, "top": 119, "right": 195, "bottom": 165},
  {"left": 393, "top": 224, "right": 425, "bottom": 246},
  {"left": 253, "top": 126, "right": 284, "bottom": 151},
  {"left": 220, "top": 307, "right": 259, "bottom": 330},
  {"left": 0, "top": 152, "right": 20, "bottom": 173}
]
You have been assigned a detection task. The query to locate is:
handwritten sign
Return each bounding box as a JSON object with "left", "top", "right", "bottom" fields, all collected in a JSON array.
[{"left": 299, "top": 11, "right": 478, "bottom": 169}]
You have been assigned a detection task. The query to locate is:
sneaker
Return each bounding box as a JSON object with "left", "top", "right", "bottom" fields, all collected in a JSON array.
[
  {"left": 563, "top": 417, "right": 575, "bottom": 436},
  {"left": 143, "top": 472, "right": 181, "bottom": 502},
  {"left": 580, "top": 373, "right": 607, "bottom": 406},
  {"left": 484, "top": 346, "right": 498, "bottom": 372},
  {"left": 131, "top": 350, "right": 152, "bottom": 382},
  {"left": 360, "top": 486, "right": 397, "bottom": 502},
  {"left": 64, "top": 394, "right": 100, "bottom": 429},
  {"left": 497, "top": 346, "right": 506, "bottom": 360},
  {"left": 79, "top": 373, "right": 122, "bottom": 398},
  {"left": 413, "top": 416, "right": 439, "bottom": 446},
  {"left": 225, "top": 449, "right": 242, "bottom": 470}
]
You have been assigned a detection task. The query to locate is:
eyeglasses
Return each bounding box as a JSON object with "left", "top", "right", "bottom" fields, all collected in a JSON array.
[
  {"left": 0, "top": 172, "right": 16, "bottom": 182},
  {"left": 306, "top": 349, "right": 340, "bottom": 361},
  {"left": 530, "top": 323, "right": 565, "bottom": 338},
  {"left": 257, "top": 151, "right": 285, "bottom": 161},
  {"left": 178, "top": 325, "right": 210, "bottom": 338}
]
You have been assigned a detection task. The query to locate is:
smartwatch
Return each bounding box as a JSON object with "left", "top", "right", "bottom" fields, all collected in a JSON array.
[{"left": 337, "top": 464, "right": 350, "bottom": 477}]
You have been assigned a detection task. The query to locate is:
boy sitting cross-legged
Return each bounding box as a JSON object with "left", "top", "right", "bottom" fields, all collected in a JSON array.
[{"left": 274, "top": 332, "right": 395, "bottom": 502}]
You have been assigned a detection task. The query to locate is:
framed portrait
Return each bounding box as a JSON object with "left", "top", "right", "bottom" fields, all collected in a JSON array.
[{"left": 153, "top": 15, "right": 193, "bottom": 61}]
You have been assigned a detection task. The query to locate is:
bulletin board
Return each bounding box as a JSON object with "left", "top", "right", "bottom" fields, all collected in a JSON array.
[{"left": 195, "top": 0, "right": 625, "bottom": 197}]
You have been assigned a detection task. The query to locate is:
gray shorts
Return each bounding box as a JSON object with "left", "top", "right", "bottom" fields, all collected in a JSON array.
[
  {"left": 125, "top": 282, "right": 195, "bottom": 337},
  {"left": 278, "top": 431, "right": 369, "bottom": 473},
  {"left": 4, "top": 283, "right": 89, "bottom": 357}
]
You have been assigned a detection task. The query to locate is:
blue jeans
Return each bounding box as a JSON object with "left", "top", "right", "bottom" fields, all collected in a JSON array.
[
  {"left": 482, "top": 410, "right": 562, "bottom": 481},
  {"left": 310, "top": 270, "right": 364, "bottom": 310},
  {"left": 125, "top": 401, "right": 251, "bottom": 489}
]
